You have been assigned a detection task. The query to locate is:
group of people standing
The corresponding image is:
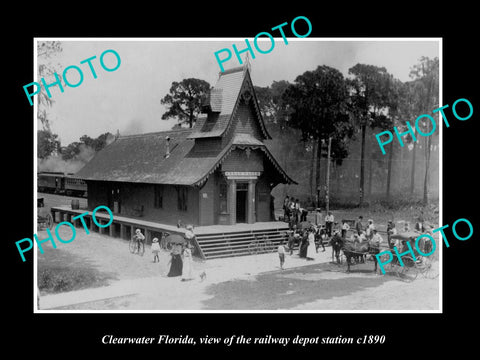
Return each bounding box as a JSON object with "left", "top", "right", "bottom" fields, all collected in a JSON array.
[
  {"left": 282, "top": 196, "right": 308, "bottom": 224},
  {"left": 135, "top": 225, "right": 201, "bottom": 282}
]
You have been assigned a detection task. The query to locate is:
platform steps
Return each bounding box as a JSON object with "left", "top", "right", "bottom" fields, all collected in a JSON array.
[{"left": 196, "top": 228, "right": 289, "bottom": 259}]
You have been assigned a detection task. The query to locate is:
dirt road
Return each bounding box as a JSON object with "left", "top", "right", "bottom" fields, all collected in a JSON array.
[{"left": 37, "top": 225, "right": 440, "bottom": 311}]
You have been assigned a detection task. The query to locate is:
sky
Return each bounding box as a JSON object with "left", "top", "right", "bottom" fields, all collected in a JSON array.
[{"left": 36, "top": 38, "right": 440, "bottom": 145}]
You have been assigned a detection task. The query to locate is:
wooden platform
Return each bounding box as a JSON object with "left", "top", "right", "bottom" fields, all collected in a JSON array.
[{"left": 50, "top": 205, "right": 289, "bottom": 260}]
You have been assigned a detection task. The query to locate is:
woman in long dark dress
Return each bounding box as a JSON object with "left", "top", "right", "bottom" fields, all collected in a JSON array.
[
  {"left": 167, "top": 244, "right": 183, "bottom": 277},
  {"left": 299, "top": 231, "right": 309, "bottom": 258}
]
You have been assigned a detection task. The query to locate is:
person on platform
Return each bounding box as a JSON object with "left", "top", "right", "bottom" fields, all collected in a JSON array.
[
  {"left": 294, "top": 199, "right": 301, "bottom": 224},
  {"left": 289, "top": 199, "right": 296, "bottom": 225},
  {"left": 283, "top": 195, "right": 291, "bottom": 222},
  {"left": 300, "top": 207, "right": 308, "bottom": 222}
]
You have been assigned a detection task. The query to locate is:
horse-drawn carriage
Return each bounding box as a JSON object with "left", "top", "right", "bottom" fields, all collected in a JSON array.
[
  {"left": 331, "top": 229, "right": 438, "bottom": 279},
  {"left": 330, "top": 232, "right": 382, "bottom": 273},
  {"left": 377, "top": 231, "right": 438, "bottom": 280},
  {"left": 37, "top": 197, "right": 54, "bottom": 231}
]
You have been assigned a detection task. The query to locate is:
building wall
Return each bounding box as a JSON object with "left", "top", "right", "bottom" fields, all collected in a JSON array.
[
  {"left": 198, "top": 174, "right": 215, "bottom": 226},
  {"left": 87, "top": 180, "right": 200, "bottom": 226},
  {"left": 256, "top": 174, "right": 273, "bottom": 222},
  {"left": 221, "top": 148, "right": 263, "bottom": 173}
]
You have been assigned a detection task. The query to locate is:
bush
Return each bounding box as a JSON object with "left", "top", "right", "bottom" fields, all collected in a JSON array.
[{"left": 38, "top": 267, "right": 112, "bottom": 294}]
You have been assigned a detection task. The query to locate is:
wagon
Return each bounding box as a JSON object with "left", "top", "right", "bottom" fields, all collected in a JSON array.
[
  {"left": 340, "top": 239, "right": 381, "bottom": 273},
  {"left": 378, "top": 232, "right": 438, "bottom": 281},
  {"left": 37, "top": 197, "right": 54, "bottom": 231}
]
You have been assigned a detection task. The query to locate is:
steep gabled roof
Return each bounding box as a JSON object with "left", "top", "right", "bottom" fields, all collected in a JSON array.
[
  {"left": 189, "top": 66, "right": 271, "bottom": 139},
  {"left": 75, "top": 66, "right": 295, "bottom": 186}
]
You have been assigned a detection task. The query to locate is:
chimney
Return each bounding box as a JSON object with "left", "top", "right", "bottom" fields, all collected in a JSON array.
[{"left": 165, "top": 136, "right": 170, "bottom": 158}]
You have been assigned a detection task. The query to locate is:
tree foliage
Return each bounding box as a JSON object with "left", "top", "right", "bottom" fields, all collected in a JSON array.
[
  {"left": 160, "top": 78, "right": 211, "bottom": 128},
  {"left": 61, "top": 132, "right": 115, "bottom": 160},
  {"left": 282, "top": 65, "right": 353, "bottom": 162},
  {"left": 254, "top": 80, "right": 291, "bottom": 129},
  {"left": 347, "top": 63, "right": 399, "bottom": 204},
  {"left": 38, "top": 130, "right": 61, "bottom": 159},
  {"left": 37, "top": 41, "right": 63, "bottom": 131}
]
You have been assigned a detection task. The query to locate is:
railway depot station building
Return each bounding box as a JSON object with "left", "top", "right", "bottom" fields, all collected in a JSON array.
[
  {"left": 55, "top": 67, "right": 296, "bottom": 259},
  {"left": 76, "top": 66, "right": 295, "bottom": 228}
]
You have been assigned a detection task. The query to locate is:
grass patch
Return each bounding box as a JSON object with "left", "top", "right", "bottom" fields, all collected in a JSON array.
[{"left": 38, "top": 248, "right": 117, "bottom": 294}]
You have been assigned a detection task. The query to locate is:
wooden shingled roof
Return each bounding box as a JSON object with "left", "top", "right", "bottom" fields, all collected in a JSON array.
[
  {"left": 75, "top": 129, "right": 295, "bottom": 186},
  {"left": 189, "top": 66, "right": 271, "bottom": 140},
  {"left": 75, "top": 66, "right": 295, "bottom": 186}
]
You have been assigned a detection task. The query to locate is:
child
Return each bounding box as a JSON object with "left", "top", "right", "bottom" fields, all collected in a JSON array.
[
  {"left": 278, "top": 241, "right": 286, "bottom": 269},
  {"left": 151, "top": 237, "right": 161, "bottom": 263}
]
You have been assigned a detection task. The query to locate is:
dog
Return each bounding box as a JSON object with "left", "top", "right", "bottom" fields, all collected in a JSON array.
[{"left": 199, "top": 270, "right": 207, "bottom": 282}]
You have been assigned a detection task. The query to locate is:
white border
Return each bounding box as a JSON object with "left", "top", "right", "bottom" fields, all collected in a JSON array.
[{"left": 33, "top": 37, "right": 442, "bottom": 314}]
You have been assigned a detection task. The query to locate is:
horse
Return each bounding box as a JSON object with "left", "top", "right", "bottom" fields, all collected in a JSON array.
[
  {"left": 342, "top": 240, "right": 380, "bottom": 273},
  {"left": 330, "top": 232, "right": 344, "bottom": 264}
]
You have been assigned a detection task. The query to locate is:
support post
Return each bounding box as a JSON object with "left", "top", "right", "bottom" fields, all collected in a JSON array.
[
  {"left": 228, "top": 179, "right": 237, "bottom": 225},
  {"left": 247, "top": 179, "right": 256, "bottom": 224}
]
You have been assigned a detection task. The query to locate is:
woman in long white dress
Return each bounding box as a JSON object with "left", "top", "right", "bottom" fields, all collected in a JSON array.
[
  {"left": 306, "top": 228, "right": 317, "bottom": 260},
  {"left": 181, "top": 245, "right": 195, "bottom": 281}
]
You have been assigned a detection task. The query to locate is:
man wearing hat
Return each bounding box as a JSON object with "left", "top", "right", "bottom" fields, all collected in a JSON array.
[{"left": 134, "top": 229, "right": 145, "bottom": 254}]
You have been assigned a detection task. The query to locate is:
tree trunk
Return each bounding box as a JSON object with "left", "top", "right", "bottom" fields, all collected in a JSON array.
[
  {"left": 359, "top": 124, "right": 366, "bottom": 205},
  {"left": 423, "top": 134, "right": 431, "bottom": 205},
  {"left": 309, "top": 139, "right": 317, "bottom": 204},
  {"left": 368, "top": 158, "right": 373, "bottom": 199},
  {"left": 410, "top": 141, "right": 416, "bottom": 196},
  {"left": 386, "top": 140, "right": 394, "bottom": 201},
  {"left": 325, "top": 137, "right": 332, "bottom": 212},
  {"left": 316, "top": 138, "right": 322, "bottom": 208}
]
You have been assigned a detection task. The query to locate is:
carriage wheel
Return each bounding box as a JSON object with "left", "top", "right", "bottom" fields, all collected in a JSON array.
[
  {"left": 421, "top": 261, "right": 439, "bottom": 279},
  {"left": 129, "top": 239, "right": 137, "bottom": 254},
  {"left": 398, "top": 257, "right": 418, "bottom": 281},
  {"left": 46, "top": 213, "right": 54, "bottom": 229}
]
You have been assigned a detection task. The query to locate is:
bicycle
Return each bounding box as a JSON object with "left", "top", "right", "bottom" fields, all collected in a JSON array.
[
  {"left": 159, "top": 232, "right": 172, "bottom": 251},
  {"left": 129, "top": 235, "right": 145, "bottom": 256},
  {"left": 379, "top": 254, "right": 438, "bottom": 281},
  {"left": 248, "top": 235, "right": 274, "bottom": 255}
]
